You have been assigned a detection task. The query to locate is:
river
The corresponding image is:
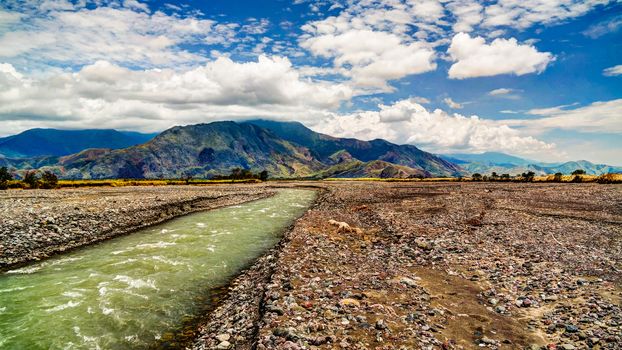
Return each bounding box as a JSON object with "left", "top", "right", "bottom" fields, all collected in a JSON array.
[{"left": 0, "top": 188, "right": 316, "bottom": 349}]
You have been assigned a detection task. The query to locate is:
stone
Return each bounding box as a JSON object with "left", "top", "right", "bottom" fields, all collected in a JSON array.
[
  {"left": 216, "top": 340, "right": 231, "bottom": 349},
  {"left": 215, "top": 333, "right": 231, "bottom": 342},
  {"left": 340, "top": 298, "right": 361, "bottom": 308}
]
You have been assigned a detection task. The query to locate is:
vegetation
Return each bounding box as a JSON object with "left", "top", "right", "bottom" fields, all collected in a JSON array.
[
  {"left": 0, "top": 167, "right": 12, "bottom": 190},
  {"left": 22, "top": 170, "right": 39, "bottom": 189},
  {"left": 40, "top": 171, "right": 59, "bottom": 189},
  {"left": 572, "top": 169, "right": 586, "bottom": 175},
  {"left": 212, "top": 168, "right": 269, "bottom": 181}
]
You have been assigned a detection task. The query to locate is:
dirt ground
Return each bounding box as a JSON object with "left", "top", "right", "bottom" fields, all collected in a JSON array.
[{"left": 196, "top": 182, "right": 622, "bottom": 350}]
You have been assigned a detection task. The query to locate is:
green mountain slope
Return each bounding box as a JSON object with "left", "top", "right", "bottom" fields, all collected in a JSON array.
[
  {"left": 245, "top": 120, "right": 463, "bottom": 176},
  {"left": 53, "top": 122, "right": 323, "bottom": 179}
]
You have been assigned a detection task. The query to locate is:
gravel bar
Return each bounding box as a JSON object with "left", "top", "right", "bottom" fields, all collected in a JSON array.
[{"left": 0, "top": 184, "right": 273, "bottom": 269}]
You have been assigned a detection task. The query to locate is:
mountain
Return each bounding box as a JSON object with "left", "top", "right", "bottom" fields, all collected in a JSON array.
[
  {"left": 0, "top": 129, "right": 157, "bottom": 158},
  {"left": 441, "top": 152, "right": 622, "bottom": 175},
  {"left": 2, "top": 121, "right": 464, "bottom": 179},
  {"left": 44, "top": 122, "right": 324, "bottom": 179},
  {"left": 245, "top": 120, "right": 462, "bottom": 177},
  {"left": 441, "top": 152, "right": 533, "bottom": 167}
]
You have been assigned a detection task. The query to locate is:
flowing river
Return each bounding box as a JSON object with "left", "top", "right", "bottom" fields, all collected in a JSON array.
[{"left": 0, "top": 189, "right": 316, "bottom": 349}]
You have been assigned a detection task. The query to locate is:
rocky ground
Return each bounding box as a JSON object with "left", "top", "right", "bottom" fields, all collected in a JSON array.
[
  {"left": 0, "top": 184, "right": 272, "bottom": 268},
  {"left": 194, "top": 182, "right": 621, "bottom": 350}
]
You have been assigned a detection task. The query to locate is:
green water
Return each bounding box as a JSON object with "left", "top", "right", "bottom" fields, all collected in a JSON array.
[{"left": 0, "top": 189, "right": 315, "bottom": 350}]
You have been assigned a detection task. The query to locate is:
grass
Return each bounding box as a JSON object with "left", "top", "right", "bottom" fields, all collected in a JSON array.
[
  {"left": 324, "top": 173, "right": 622, "bottom": 184},
  {"left": 4, "top": 178, "right": 261, "bottom": 189}
]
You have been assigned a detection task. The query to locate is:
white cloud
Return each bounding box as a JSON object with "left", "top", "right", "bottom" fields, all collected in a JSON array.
[
  {"left": 0, "top": 4, "right": 240, "bottom": 68},
  {"left": 583, "top": 14, "right": 622, "bottom": 38},
  {"left": 603, "top": 65, "right": 622, "bottom": 77},
  {"left": 0, "top": 57, "right": 353, "bottom": 135},
  {"left": 447, "top": 32, "right": 554, "bottom": 79},
  {"left": 446, "top": 0, "right": 483, "bottom": 32},
  {"left": 443, "top": 97, "right": 463, "bottom": 109},
  {"left": 489, "top": 88, "right": 512, "bottom": 95},
  {"left": 513, "top": 99, "right": 622, "bottom": 133},
  {"left": 483, "top": 0, "right": 613, "bottom": 30},
  {"left": 301, "top": 29, "right": 436, "bottom": 91},
  {"left": 315, "top": 98, "right": 554, "bottom": 155},
  {"left": 488, "top": 88, "right": 521, "bottom": 99}
]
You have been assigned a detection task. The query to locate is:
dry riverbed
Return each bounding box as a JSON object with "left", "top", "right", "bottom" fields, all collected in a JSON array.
[
  {"left": 0, "top": 184, "right": 273, "bottom": 268},
  {"left": 194, "top": 182, "right": 622, "bottom": 350},
  {"left": 1, "top": 182, "right": 620, "bottom": 350}
]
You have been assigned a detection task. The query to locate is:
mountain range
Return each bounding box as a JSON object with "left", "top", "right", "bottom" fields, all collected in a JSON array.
[
  {"left": 0, "top": 129, "right": 156, "bottom": 158},
  {"left": 0, "top": 122, "right": 619, "bottom": 179},
  {"left": 440, "top": 152, "right": 622, "bottom": 176},
  {"left": 0, "top": 121, "right": 461, "bottom": 179}
]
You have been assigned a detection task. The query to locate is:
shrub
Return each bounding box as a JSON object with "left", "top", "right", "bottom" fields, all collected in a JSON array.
[
  {"left": 259, "top": 170, "right": 269, "bottom": 181},
  {"left": 23, "top": 170, "right": 39, "bottom": 189},
  {"left": 0, "top": 167, "right": 12, "bottom": 190},
  {"left": 40, "top": 171, "right": 59, "bottom": 189}
]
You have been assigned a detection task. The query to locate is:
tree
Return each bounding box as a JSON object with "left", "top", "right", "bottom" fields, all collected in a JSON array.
[
  {"left": 0, "top": 167, "right": 12, "bottom": 190},
  {"left": 40, "top": 171, "right": 59, "bottom": 189},
  {"left": 23, "top": 170, "right": 39, "bottom": 189},
  {"left": 572, "top": 169, "right": 585, "bottom": 175},
  {"left": 501, "top": 174, "right": 510, "bottom": 180},
  {"left": 259, "top": 170, "right": 269, "bottom": 181},
  {"left": 553, "top": 172, "right": 563, "bottom": 182},
  {"left": 491, "top": 172, "right": 498, "bottom": 179},
  {"left": 472, "top": 173, "right": 482, "bottom": 181},
  {"left": 521, "top": 171, "right": 535, "bottom": 182}
]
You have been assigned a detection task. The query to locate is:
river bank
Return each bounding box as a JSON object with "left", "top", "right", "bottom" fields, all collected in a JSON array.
[
  {"left": 193, "top": 182, "right": 621, "bottom": 350},
  {"left": 0, "top": 184, "right": 273, "bottom": 269}
]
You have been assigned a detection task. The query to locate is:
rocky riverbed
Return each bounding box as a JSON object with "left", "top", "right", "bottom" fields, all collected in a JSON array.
[
  {"left": 193, "top": 182, "right": 621, "bottom": 350},
  {"left": 0, "top": 184, "right": 273, "bottom": 268}
]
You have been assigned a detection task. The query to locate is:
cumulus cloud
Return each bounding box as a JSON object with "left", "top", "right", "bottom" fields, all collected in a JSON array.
[
  {"left": 0, "top": 57, "right": 352, "bottom": 135},
  {"left": 603, "top": 65, "right": 622, "bottom": 76},
  {"left": 315, "top": 98, "right": 554, "bottom": 155},
  {"left": 300, "top": 29, "right": 436, "bottom": 91},
  {"left": 443, "top": 97, "right": 463, "bottom": 109},
  {"left": 447, "top": 32, "right": 554, "bottom": 79}
]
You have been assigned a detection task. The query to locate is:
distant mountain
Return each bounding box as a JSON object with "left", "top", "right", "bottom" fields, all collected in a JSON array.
[
  {"left": 0, "top": 129, "right": 157, "bottom": 158},
  {"left": 2, "top": 121, "right": 464, "bottom": 179},
  {"left": 246, "top": 120, "right": 462, "bottom": 177},
  {"left": 441, "top": 152, "right": 622, "bottom": 175},
  {"left": 441, "top": 152, "right": 533, "bottom": 167}
]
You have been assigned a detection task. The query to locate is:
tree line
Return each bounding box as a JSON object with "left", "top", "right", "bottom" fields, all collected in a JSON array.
[
  {"left": 0, "top": 167, "right": 59, "bottom": 190},
  {"left": 470, "top": 169, "right": 586, "bottom": 182}
]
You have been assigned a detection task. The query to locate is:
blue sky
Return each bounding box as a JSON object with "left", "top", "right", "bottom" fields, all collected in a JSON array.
[{"left": 0, "top": 0, "right": 620, "bottom": 164}]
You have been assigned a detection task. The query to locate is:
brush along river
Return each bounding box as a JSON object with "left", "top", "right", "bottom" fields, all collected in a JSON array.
[{"left": 0, "top": 188, "right": 316, "bottom": 349}]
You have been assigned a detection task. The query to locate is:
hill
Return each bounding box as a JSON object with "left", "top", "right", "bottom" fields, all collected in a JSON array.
[{"left": 0, "top": 129, "right": 156, "bottom": 158}]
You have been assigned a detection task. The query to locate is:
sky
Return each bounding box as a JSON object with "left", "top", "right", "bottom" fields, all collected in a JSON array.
[{"left": 0, "top": 0, "right": 620, "bottom": 164}]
